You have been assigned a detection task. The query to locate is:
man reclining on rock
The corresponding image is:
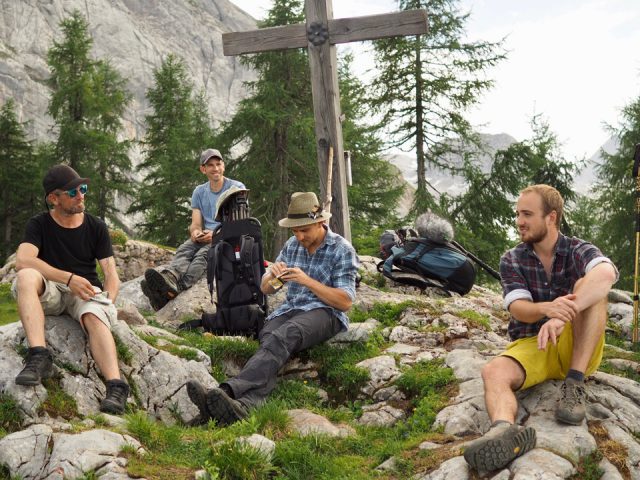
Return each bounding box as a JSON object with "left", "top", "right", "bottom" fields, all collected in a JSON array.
[
  {"left": 141, "top": 148, "right": 245, "bottom": 310},
  {"left": 464, "top": 184, "right": 618, "bottom": 473},
  {"left": 13, "top": 164, "right": 129, "bottom": 414},
  {"left": 185, "top": 192, "right": 359, "bottom": 425}
]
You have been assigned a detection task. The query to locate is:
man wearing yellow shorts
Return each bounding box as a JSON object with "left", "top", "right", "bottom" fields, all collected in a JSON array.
[{"left": 464, "top": 184, "right": 618, "bottom": 474}]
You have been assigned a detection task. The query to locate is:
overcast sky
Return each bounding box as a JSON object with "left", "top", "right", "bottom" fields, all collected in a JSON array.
[{"left": 228, "top": 0, "right": 640, "bottom": 161}]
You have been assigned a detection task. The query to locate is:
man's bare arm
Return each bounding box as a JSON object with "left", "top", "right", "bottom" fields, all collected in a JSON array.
[{"left": 98, "top": 256, "right": 120, "bottom": 301}]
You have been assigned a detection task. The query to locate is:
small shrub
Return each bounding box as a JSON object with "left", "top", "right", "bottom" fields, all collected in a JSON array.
[
  {"left": 349, "top": 301, "right": 422, "bottom": 327},
  {"left": 270, "top": 380, "right": 322, "bottom": 409},
  {"left": 109, "top": 229, "right": 128, "bottom": 247},
  {"left": 568, "top": 450, "right": 604, "bottom": 480}
]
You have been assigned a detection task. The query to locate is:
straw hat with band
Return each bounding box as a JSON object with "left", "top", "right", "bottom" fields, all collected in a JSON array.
[{"left": 278, "top": 192, "right": 332, "bottom": 228}]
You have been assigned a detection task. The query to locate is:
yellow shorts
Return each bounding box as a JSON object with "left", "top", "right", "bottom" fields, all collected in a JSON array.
[{"left": 500, "top": 321, "right": 604, "bottom": 391}]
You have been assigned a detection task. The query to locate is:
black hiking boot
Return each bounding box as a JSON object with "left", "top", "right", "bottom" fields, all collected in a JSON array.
[
  {"left": 206, "top": 387, "right": 248, "bottom": 426},
  {"left": 463, "top": 423, "right": 537, "bottom": 474},
  {"left": 15, "top": 347, "right": 54, "bottom": 386},
  {"left": 186, "top": 380, "right": 210, "bottom": 423},
  {"left": 145, "top": 268, "right": 179, "bottom": 300},
  {"left": 100, "top": 379, "right": 130, "bottom": 414},
  {"left": 140, "top": 279, "right": 168, "bottom": 311}
]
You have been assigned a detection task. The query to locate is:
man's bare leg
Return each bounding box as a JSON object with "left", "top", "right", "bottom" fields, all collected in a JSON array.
[
  {"left": 81, "top": 314, "right": 121, "bottom": 380},
  {"left": 15, "top": 268, "right": 47, "bottom": 347},
  {"left": 482, "top": 356, "right": 525, "bottom": 423}
]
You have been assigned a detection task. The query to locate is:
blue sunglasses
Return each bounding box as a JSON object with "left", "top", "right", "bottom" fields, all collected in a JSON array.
[{"left": 59, "top": 184, "right": 88, "bottom": 198}]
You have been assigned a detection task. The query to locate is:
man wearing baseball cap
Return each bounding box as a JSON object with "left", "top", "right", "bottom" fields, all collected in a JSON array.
[
  {"left": 12, "top": 164, "right": 129, "bottom": 414},
  {"left": 186, "top": 192, "right": 359, "bottom": 425},
  {"left": 141, "top": 148, "right": 245, "bottom": 310}
]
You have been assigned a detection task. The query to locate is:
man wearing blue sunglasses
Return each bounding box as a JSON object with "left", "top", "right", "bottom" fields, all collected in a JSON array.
[{"left": 11, "top": 164, "right": 129, "bottom": 414}]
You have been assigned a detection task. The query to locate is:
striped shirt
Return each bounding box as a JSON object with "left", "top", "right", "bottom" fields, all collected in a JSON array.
[
  {"left": 500, "top": 233, "right": 617, "bottom": 340},
  {"left": 267, "top": 226, "right": 359, "bottom": 330}
]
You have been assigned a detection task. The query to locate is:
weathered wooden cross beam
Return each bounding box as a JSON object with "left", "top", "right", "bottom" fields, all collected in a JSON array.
[{"left": 222, "top": 0, "right": 428, "bottom": 240}]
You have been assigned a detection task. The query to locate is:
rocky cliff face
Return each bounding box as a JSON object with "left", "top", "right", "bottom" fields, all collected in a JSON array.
[{"left": 0, "top": 0, "right": 256, "bottom": 156}]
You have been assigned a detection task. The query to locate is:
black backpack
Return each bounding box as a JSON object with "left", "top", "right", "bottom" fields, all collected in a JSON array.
[{"left": 179, "top": 191, "right": 267, "bottom": 338}]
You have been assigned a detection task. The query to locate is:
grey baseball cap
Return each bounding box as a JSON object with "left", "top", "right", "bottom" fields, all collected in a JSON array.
[{"left": 199, "top": 148, "right": 223, "bottom": 165}]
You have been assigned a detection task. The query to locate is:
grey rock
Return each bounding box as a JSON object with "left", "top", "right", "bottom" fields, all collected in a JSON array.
[
  {"left": 287, "top": 409, "right": 355, "bottom": 438},
  {"left": 609, "top": 289, "right": 633, "bottom": 305},
  {"left": 116, "top": 302, "right": 147, "bottom": 326},
  {"left": 375, "top": 456, "right": 397, "bottom": 472},
  {"left": 599, "top": 458, "right": 625, "bottom": 480},
  {"left": 413, "top": 456, "right": 470, "bottom": 480},
  {"left": 328, "top": 321, "right": 377, "bottom": 344},
  {"left": 358, "top": 402, "right": 405, "bottom": 427},
  {"left": 385, "top": 342, "right": 421, "bottom": 356},
  {"left": 236, "top": 434, "right": 276, "bottom": 461},
  {"left": 601, "top": 420, "right": 640, "bottom": 478},
  {"left": 509, "top": 448, "right": 575, "bottom": 478},
  {"left": 355, "top": 355, "right": 400, "bottom": 397},
  {"left": 0, "top": 424, "right": 52, "bottom": 480},
  {"left": 528, "top": 416, "right": 596, "bottom": 463},
  {"left": 445, "top": 349, "right": 488, "bottom": 382}
]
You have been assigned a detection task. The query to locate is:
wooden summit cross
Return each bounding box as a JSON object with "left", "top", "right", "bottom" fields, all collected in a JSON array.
[{"left": 222, "top": 0, "right": 428, "bottom": 240}]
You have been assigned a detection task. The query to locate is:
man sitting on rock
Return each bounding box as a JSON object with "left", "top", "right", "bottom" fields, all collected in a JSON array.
[
  {"left": 13, "top": 164, "right": 129, "bottom": 414},
  {"left": 141, "top": 148, "right": 245, "bottom": 310},
  {"left": 464, "top": 184, "right": 618, "bottom": 473},
  {"left": 186, "top": 192, "right": 359, "bottom": 425}
]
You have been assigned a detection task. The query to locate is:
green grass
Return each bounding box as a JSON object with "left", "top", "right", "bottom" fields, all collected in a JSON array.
[
  {"left": 348, "top": 300, "right": 425, "bottom": 327},
  {"left": 38, "top": 376, "right": 79, "bottom": 420},
  {"left": 0, "top": 393, "right": 23, "bottom": 438},
  {"left": 113, "top": 333, "right": 133, "bottom": 365},
  {"left": 0, "top": 283, "right": 19, "bottom": 326},
  {"left": 176, "top": 331, "right": 259, "bottom": 382},
  {"left": 456, "top": 309, "right": 491, "bottom": 331}
]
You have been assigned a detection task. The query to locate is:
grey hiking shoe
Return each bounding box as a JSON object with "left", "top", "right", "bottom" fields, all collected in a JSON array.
[
  {"left": 140, "top": 279, "right": 168, "bottom": 311},
  {"left": 206, "top": 387, "right": 248, "bottom": 426},
  {"left": 145, "top": 268, "right": 179, "bottom": 300},
  {"left": 464, "top": 423, "right": 537, "bottom": 473},
  {"left": 100, "top": 379, "right": 130, "bottom": 414},
  {"left": 555, "top": 378, "right": 587, "bottom": 425},
  {"left": 15, "top": 347, "right": 54, "bottom": 386}
]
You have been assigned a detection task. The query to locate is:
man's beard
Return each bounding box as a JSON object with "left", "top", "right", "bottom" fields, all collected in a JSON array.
[
  {"left": 521, "top": 225, "right": 547, "bottom": 244},
  {"left": 61, "top": 204, "right": 85, "bottom": 215}
]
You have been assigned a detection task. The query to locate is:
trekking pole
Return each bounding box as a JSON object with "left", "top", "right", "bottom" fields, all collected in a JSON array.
[
  {"left": 451, "top": 240, "right": 501, "bottom": 281},
  {"left": 632, "top": 144, "right": 640, "bottom": 343}
]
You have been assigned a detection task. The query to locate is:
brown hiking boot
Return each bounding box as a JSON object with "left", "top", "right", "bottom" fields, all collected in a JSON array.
[
  {"left": 464, "top": 423, "right": 537, "bottom": 473},
  {"left": 555, "top": 378, "right": 587, "bottom": 425},
  {"left": 145, "top": 268, "right": 179, "bottom": 300}
]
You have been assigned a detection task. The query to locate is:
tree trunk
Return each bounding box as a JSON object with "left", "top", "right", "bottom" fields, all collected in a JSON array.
[
  {"left": 271, "top": 127, "right": 289, "bottom": 259},
  {"left": 414, "top": 36, "right": 427, "bottom": 198}
]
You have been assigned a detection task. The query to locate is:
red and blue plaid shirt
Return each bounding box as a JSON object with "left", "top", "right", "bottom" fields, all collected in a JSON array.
[{"left": 500, "top": 233, "right": 617, "bottom": 341}]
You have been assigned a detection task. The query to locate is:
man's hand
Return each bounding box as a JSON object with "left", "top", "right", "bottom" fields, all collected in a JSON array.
[
  {"left": 279, "top": 267, "right": 308, "bottom": 286},
  {"left": 537, "top": 318, "right": 566, "bottom": 351},
  {"left": 541, "top": 294, "right": 579, "bottom": 324},
  {"left": 191, "top": 229, "right": 213, "bottom": 243},
  {"left": 68, "top": 274, "right": 97, "bottom": 301}
]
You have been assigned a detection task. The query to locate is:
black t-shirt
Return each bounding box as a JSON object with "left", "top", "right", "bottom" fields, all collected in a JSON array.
[{"left": 22, "top": 212, "right": 114, "bottom": 288}]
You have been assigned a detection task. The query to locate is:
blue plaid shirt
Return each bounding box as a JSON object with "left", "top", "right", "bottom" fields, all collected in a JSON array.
[
  {"left": 500, "top": 233, "right": 617, "bottom": 341},
  {"left": 267, "top": 226, "right": 359, "bottom": 330}
]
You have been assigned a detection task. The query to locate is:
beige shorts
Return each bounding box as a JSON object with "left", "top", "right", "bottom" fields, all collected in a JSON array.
[{"left": 12, "top": 275, "right": 116, "bottom": 330}]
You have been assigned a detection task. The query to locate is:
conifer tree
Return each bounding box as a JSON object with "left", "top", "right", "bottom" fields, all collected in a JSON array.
[
  {"left": 129, "top": 54, "right": 214, "bottom": 246},
  {"left": 592, "top": 97, "right": 640, "bottom": 289},
  {"left": 47, "top": 10, "right": 132, "bottom": 221},
  {"left": 368, "top": 0, "right": 505, "bottom": 210},
  {"left": 0, "top": 100, "right": 37, "bottom": 261}
]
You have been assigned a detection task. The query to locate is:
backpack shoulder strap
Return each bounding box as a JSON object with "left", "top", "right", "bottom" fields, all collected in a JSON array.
[{"left": 207, "top": 240, "right": 224, "bottom": 303}]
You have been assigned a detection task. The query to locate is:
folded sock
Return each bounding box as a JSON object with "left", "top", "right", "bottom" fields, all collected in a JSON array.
[{"left": 566, "top": 369, "right": 584, "bottom": 382}]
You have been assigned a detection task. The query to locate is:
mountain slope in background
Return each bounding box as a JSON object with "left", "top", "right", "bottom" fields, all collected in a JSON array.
[{"left": 0, "top": 0, "right": 257, "bottom": 144}]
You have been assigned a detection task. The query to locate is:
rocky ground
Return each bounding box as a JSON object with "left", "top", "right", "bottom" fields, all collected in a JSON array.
[{"left": 0, "top": 247, "right": 639, "bottom": 479}]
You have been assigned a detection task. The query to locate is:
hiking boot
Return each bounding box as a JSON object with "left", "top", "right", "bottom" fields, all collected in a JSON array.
[
  {"left": 186, "top": 380, "right": 210, "bottom": 422},
  {"left": 140, "top": 279, "right": 168, "bottom": 311},
  {"left": 555, "top": 378, "right": 587, "bottom": 425},
  {"left": 145, "top": 268, "right": 179, "bottom": 300},
  {"left": 15, "top": 347, "right": 54, "bottom": 386},
  {"left": 464, "top": 423, "right": 537, "bottom": 473},
  {"left": 100, "top": 379, "right": 130, "bottom": 414},
  {"left": 205, "top": 387, "right": 248, "bottom": 426}
]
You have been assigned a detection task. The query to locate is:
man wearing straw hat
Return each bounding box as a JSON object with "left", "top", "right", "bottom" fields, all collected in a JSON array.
[{"left": 186, "top": 192, "right": 359, "bottom": 425}]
